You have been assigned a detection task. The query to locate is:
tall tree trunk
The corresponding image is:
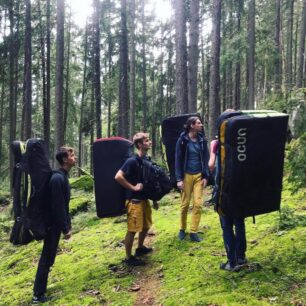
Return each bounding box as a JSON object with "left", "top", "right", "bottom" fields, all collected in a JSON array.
[
  {"left": 79, "top": 24, "right": 88, "bottom": 176},
  {"left": 0, "top": 70, "right": 4, "bottom": 162},
  {"left": 141, "top": 0, "right": 147, "bottom": 130},
  {"left": 129, "top": 0, "right": 136, "bottom": 137},
  {"left": 274, "top": 0, "right": 282, "bottom": 94},
  {"left": 188, "top": 0, "right": 200, "bottom": 112},
  {"left": 294, "top": 7, "right": 300, "bottom": 85},
  {"left": 209, "top": 0, "right": 221, "bottom": 141},
  {"left": 23, "top": 0, "right": 32, "bottom": 139},
  {"left": 9, "top": 3, "right": 17, "bottom": 190},
  {"left": 38, "top": 0, "right": 48, "bottom": 149},
  {"left": 151, "top": 67, "right": 156, "bottom": 158},
  {"left": 174, "top": 0, "right": 188, "bottom": 114},
  {"left": 286, "top": 0, "right": 294, "bottom": 91},
  {"left": 55, "top": 0, "right": 65, "bottom": 150},
  {"left": 235, "top": 0, "right": 243, "bottom": 110},
  {"left": 247, "top": 0, "right": 255, "bottom": 109},
  {"left": 297, "top": 0, "right": 306, "bottom": 88},
  {"left": 118, "top": 0, "right": 129, "bottom": 137},
  {"left": 107, "top": 28, "right": 113, "bottom": 138},
  {"left": 64, "top": 8, "right": 71, "bottom": 142},
  {"left": 45, "top": 0, "right": 51, "bottom": 150},
  {"left": 93, "top": 0, "right": 102, "bottom": 138}
]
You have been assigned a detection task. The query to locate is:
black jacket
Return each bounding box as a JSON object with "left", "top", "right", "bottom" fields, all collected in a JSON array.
[{"left": 49, "top": 168, "right": 71, "bottom": 234}]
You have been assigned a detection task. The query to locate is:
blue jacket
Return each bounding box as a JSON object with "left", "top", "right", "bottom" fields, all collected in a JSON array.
[{"left": 175, "top": 132, "right": 210, "bottom": 182}]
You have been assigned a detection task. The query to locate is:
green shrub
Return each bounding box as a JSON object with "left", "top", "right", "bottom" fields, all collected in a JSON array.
[
  {"left": 279, "top": 206, "right": 306, "bottom": 230},
  {"left": 70, "top": 175, "right": 94, "bottom": 192},
  {"left": 286, "top": 133, "right": 306, "bottom": 193}
]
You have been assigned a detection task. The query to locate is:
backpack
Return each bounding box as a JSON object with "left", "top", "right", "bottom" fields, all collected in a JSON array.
[
  {"left": 10, "top": 139, "right": 52, "bottom": 245},
  {"left": 136, "top": 156, "right": 172, "bottom": 201}
]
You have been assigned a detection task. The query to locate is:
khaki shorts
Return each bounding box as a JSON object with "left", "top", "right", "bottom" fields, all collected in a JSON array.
[{"left": 126, "top": 200, "right": 152, "bottom": 232}]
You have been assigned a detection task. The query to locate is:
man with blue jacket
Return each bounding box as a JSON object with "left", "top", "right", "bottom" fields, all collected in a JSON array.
[{"left": 175, "top": 116, "right": 210, "bottom": 242}]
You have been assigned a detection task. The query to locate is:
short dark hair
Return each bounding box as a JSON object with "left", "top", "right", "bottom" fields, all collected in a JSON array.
[
  {"left": 132, "top": 132, "right": 149, "bottom": 149},
  {"left": 56, "top": 146, "right": 74, "bottom": 166},
  {"left": 184, "top": 116, "right": 201, "bottom": 132}
]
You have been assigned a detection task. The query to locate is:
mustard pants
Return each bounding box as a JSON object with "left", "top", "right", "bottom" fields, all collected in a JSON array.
[{"left": 180, "top": 173, "right": 203, "bottom": 233}]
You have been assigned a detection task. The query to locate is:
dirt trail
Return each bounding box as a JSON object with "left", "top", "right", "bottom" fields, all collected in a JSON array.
[{"left": 132, "top": 231, "right": 163, "bottom": 306}]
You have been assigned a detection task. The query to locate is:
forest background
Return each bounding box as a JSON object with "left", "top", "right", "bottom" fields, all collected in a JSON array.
[
  {"left": 0, "top": 0, "right": 305, "bottom": 187},
  {"left": 0, "top": 1, "right": 306, "bottom": 305}
]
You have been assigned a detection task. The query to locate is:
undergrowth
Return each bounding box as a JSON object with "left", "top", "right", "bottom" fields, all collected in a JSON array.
[{"left": 0, "top": 178, "right": 305, "bottom": 306}]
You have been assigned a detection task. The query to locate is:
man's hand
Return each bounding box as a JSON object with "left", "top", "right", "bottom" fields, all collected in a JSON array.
[
  {"left": 63, "top": 230, "right": 72, "bottom": 240},
  {"left": 153, "top": 201, "right": 159, "bottom": 210},
  {"left": 201, "top": 178, "right": 208, "bottom": 188},
  {"left": 177, "top": 181, "right": 184, "bottom": 191},
  {"left": 133, "top": 183, "right": 143, "bottom": 192}
]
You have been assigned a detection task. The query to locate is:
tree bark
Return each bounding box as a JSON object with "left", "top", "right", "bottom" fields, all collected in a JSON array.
[
  {"left": 297, "top": 0, "right": 306, "bottom": 88},
  {"left": 129, "top": 0, "right": 136, "bottom": 137},
  {"left": 209, "top": 0, "right": 221, "bottom": 141},
  {"left": 286, "top": 0, "right": 294, "bottom": 91},
  {"left": 93, "top": 0, "right": 102, "bottom": 138},
  {"left": 45, "top": 0, "right": 51, "bottom": 150},
  {"left": 79, "top": 24, "right": 88, "bottom": 176},
  {"left": 247, "top": 0, "right": 255, "bottom": 109},
  {"left": 274, "top": 0, "right": 282, "bottom": 94},
  {"left": 118, "top": 0, "right": 129, "bottom": 137},
  {"left": 55, "top": 0, "right": 65, "bottom": 150},
  {"left": 63, "top": 8, "right": 71, "bottom": 142},
  {"left": 141, "top": 0, "right": 147, "bottom": 130},
  {"left": 23, "top": 0, "right": 32, "bottom": 139},
  {"left": 174, "top": 0, "right": 188, "bottom": 114},
  {"left": 188, "top": 0, "right": 200, "bottom": 113}
]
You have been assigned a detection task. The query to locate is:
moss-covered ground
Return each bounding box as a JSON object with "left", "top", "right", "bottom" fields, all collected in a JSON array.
[{"left": 0, "top": 177, "right": 305, "bottom": 306}]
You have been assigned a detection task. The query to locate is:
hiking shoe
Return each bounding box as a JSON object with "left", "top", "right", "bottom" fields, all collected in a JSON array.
[
  {"left": 178, "top": 229, "right": 186, "bottom": 240},
  {"left": 135, "top": 246, "right": 153, "bottom": 256},
  {"left": 220, "top": 261, "right": 236, "bottom": 271},
  {"left": 32, "top": 295, "right": 49, "bottom": 304},
  {"left": 122, "top": 255, "right": 145, "bottom": 266},
  {"left": 190, "top": 233, "right": 202, "bottom": 242},
  {"left": 237, "top": 258, "right": 248, "bottom": 265}
]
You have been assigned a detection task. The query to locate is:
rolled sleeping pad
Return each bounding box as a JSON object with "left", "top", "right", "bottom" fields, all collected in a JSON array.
[
  {"left": 161, "top": 113, "right": 201, "bottom": 187},
  {"left": 93, "top": 137, "right": 133, "bottom": 217},
  {"left": 216, "top": 110, "right": 289, "bottom": 218}
]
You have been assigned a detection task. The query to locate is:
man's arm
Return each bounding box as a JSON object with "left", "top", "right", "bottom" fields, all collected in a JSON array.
[{"left": 115, "top": 170, "right": 143, "bottom": 191}]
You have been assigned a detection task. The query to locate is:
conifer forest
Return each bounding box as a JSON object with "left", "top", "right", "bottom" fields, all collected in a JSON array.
[{"left": 0, "top": 0, "right": 305, "bottom": 184}]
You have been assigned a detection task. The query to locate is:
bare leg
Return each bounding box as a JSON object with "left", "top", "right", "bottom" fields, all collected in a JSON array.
[
  {"left": 125, "top": 231, "right": 136, "bottom": 259},
  {"left": 138, "top": 228, "right": 149, "bottom": 248}
]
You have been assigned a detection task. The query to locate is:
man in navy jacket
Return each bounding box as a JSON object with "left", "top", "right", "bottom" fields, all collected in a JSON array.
[
  {"left": 32, "top": 147, "right": 76, "bottom": 304},
  {"left": 175, "top": 116, "right": 210, "bottom": 242}
]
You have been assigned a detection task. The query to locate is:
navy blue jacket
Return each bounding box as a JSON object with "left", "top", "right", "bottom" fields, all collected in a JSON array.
[
  {"left": 49, "top": 169, "right": 71, "bottom": 234},
  {"left": 175, "top": 132, "right": 210, "bottom": 182}
]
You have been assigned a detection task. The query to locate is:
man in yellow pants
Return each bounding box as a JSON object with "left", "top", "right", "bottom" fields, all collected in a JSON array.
[{"left": 175, "top": 117, "right": 210, "bottom": 242}]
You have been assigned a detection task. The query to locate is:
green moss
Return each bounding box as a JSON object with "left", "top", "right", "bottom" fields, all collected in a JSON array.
[
  {"left": 70, "top": 175, "right": 94, "bottom": 192},
  {"left": 0, "top": 182, "right": 305, "bottom": 305},
  {"left": 69, "top": 197, "right": 91, "bottom": 216}
]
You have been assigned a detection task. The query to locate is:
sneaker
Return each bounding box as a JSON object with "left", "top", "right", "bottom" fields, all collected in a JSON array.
[
  {"left": 220, "top": 261, "right": 236, "bottom": 271},
  {"left": 178, "top": 229, "right": 186, "bottom": 240},
  {"left": 237, "top": 257, "right": 248, "bottom": 265},
  {"left": 122, "top": 255, "right": 145, "bottom": 266},
  {"left": 135, "top": 246, "right": 153, "bottom": 256},
  {"left": 189, "top": 233, "right": 202, "bottom": 242},
  {"left": 32, "top": 295, "right": 49, "bottom": 304}
]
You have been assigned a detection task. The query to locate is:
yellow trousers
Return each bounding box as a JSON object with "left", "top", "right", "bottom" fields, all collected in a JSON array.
[{"left": 180, "top": 173, "right": 203, "bottom": 233}]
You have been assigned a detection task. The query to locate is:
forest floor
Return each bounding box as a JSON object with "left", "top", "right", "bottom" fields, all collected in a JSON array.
[{"left": 0, "top": 177, "right": 305, "bottom": 306}]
